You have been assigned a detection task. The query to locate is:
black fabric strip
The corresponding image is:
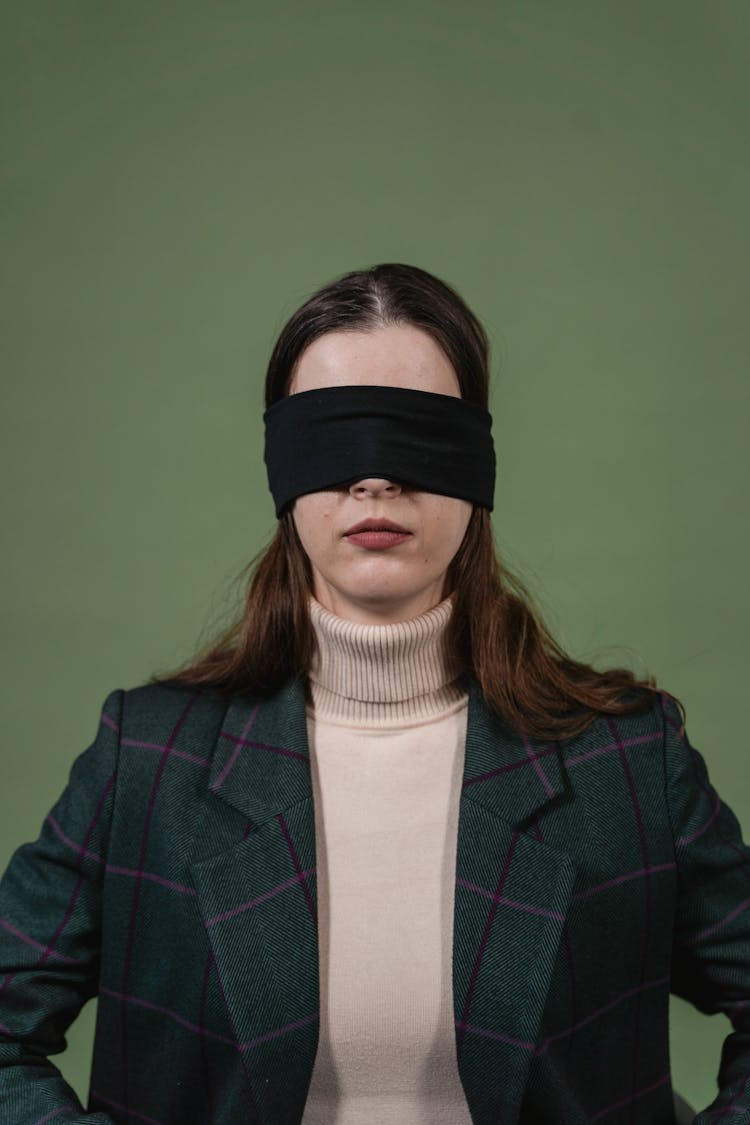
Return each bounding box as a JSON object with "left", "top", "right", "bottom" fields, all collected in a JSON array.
[{"left": 263, "top": 384, "right": 495, "bottom": 516}]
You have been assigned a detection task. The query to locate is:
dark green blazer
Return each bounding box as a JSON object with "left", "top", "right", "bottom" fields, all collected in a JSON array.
[{"left": 1, "top": 677, "right": 749, "bottom": 1124}]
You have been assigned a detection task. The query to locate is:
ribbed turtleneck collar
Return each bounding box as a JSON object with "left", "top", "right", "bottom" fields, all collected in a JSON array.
[{"left": 307, "top": 594, "right": 467, "bottom": 724}]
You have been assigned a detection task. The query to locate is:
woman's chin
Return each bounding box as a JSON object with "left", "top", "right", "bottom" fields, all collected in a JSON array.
[{"left": 318, "top": 580, "right": 444, "bottom": 624}]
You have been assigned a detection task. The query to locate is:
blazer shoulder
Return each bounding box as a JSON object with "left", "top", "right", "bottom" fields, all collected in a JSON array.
[
  {"left": 560, "top": 687, "right": 671, "bottom": 760},
  {"left": 118, "top": 679, "right": 233, "bottom": 744}
]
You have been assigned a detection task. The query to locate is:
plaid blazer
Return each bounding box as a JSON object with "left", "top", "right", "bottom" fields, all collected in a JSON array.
[{"left": 1, "top": 676, "right": 749, "bottom": 1124}]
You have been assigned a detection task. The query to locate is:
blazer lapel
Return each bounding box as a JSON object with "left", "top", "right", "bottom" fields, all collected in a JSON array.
[
  {"left": 189, "top": 675, "right": 577, "bottom": 1125},
  {"left": 452, "top": 679, "right": 577, "bottom": 1124},
  {"left": 189, "top": 676, "right": 320, "bottom": 1125}
]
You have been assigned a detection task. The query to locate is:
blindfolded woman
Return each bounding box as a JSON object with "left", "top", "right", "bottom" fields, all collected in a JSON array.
[{"left": 0, "top": 263, "right": 744, "bottom": 1124}]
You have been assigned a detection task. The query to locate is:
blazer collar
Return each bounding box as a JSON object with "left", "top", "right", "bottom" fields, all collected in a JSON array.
[{"left": 208, "top": 673, "right": 569, "bottom": 831}]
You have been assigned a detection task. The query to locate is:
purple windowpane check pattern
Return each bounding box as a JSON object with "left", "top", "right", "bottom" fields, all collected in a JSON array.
[{"left": 0, "top": 681, "right": 748, "bottom": 1123}]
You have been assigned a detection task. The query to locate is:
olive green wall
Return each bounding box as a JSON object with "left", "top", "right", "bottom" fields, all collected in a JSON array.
[{"left": 2, "top": 0, "right": 749, "bottom": 1112}]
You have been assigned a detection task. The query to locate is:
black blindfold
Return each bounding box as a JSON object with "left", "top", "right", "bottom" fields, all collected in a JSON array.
[{"left": 263, "top": 385, "right": 496, "bottom": 517}]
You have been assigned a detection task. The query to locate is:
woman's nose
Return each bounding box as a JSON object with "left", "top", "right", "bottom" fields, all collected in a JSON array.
[{"left": 348, "top": 478, "right": 402, "bottom": 498}]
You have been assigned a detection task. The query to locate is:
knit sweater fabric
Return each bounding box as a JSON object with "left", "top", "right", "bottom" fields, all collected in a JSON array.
[{"left": 299, "top": 594, "right": 473, "bottom": 1124}]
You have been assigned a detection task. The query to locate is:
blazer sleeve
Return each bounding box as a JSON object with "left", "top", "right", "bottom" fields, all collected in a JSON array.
[
  {"left": 0, "top": 689, "right": 124, "bottom": 1124},
  {"left": 664, "top": 692, "right": 750, "bottom": 1123}
]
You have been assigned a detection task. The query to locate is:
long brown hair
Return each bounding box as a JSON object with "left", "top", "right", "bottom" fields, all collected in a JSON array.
[{"left": 149, "top": 263, "right": 678, "bottom": 740}]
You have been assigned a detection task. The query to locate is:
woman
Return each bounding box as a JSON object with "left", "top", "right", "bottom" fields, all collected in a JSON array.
[{"left": 0, "top": 263, "right": 747, "bottom": 1124}]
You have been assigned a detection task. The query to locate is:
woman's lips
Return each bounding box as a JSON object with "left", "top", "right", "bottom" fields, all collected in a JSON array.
[{"left": 344, "top": 530, "right": 413, "bottom": 550}]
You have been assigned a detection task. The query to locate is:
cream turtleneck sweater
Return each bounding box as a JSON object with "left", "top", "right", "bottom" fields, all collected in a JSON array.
[{"left": 300, "top": 595, "right": 474, "bottom": 1125}]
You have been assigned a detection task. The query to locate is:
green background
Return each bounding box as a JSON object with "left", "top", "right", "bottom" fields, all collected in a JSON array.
[{"left": 2, "top": 0, "right": 749, "bottom": 1113}]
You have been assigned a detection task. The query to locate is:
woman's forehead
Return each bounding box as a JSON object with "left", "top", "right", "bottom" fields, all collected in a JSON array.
[{"left": 289, "top": 325, "right": 461, "bottom": 397}]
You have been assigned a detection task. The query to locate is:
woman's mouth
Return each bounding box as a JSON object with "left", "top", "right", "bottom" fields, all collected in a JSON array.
[
  {"left": 343, "top": 520, "right": 413, "bottom": 551},
  {"left": 344, "top": 530, "right": 413, "bottom": 550}
]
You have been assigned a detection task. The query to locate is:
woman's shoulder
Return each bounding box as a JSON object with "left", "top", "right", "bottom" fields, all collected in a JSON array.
[
  {"left": 112, "top": 678, "right": 239, "bottom": 741},
  {"left": 556, "top": 685, "right": 678, "bottom": 759}
]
